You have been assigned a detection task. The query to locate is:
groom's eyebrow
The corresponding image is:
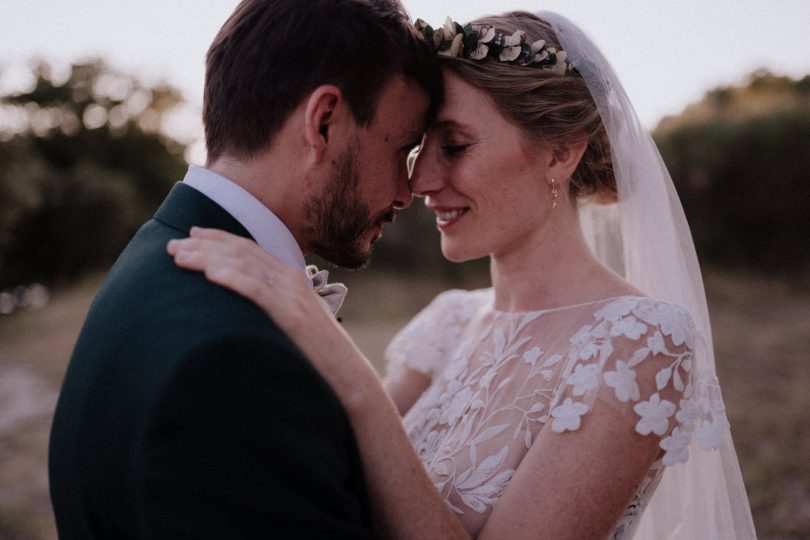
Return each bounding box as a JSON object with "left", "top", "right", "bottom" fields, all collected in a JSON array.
[{"left": 401, "top": 128, "right": 425, "bottom": 147}]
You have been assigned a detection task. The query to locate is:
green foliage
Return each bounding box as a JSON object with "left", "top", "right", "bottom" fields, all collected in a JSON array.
[
  {"left": 0, "top": 60, "right": 187, "bottom": 288},
  {"left": 654, "top": 71, "right": 810, "bottom": 273}
]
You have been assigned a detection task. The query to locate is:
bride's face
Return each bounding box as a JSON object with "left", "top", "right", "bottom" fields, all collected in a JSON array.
[{"left": 411, "top": 71, "right": 553, "bottom": 263}]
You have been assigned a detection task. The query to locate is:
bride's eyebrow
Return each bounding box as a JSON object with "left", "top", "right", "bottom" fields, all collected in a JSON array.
[{"left": 431, "top": 119, "right": 475, "bottom": 138}]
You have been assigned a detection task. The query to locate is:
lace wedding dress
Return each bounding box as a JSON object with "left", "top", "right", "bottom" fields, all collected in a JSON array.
[{"left": 385, "top": 288, "right": 727, "bottom": 539}]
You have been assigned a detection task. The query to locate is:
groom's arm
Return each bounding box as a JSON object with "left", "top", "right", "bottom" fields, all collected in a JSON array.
[{"left": 137, "top": 334, "right": 377, "bottom": 540}]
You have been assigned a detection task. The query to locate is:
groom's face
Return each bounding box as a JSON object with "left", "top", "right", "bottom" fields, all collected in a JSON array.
[{"left": 307, "top": 77, "right": 429, "bottom": 268}]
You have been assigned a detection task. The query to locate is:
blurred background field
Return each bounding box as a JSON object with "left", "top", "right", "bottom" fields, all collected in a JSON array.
[{"left": 2, "top": 9, "right": 810, "bottom": 538}]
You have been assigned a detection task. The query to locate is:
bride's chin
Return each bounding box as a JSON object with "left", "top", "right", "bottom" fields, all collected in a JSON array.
[{"left": 440, "top": 241, "right": 479, "bottom": 264}]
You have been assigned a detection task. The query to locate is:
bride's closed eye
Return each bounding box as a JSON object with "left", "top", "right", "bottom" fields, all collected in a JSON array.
[{"left": 441, "top": 143, "right": 471, "bottom": 157}]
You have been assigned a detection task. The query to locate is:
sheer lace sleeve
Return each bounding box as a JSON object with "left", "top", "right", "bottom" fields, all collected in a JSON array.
[
  {"left": 384, "top": 289, "right": 489, "bottom": 384},
  {"left": 548, "top": 297, "right": 727, "bottom": 467}
]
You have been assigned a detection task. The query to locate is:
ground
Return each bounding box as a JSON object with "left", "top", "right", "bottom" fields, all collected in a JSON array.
[{"left": 0, "top": 270, "right": 807, "bottom": 539}]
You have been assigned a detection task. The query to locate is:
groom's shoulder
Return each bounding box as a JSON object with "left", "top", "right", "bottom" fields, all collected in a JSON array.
[{"left": 78, "top": 216, "right": 290, "bottom": 361}]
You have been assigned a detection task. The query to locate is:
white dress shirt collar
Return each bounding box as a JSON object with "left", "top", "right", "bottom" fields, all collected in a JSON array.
[{"left": 182, "top": 165, "right": 306, "bottom": 272}]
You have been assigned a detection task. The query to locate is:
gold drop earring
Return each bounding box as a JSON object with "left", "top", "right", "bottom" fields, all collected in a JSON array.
[{"left": 551, "top": 177, "right": 558, "bottom": 209}]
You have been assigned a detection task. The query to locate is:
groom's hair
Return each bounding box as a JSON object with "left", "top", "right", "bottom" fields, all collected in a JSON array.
[{"left": 203, "top": 0, "right": 441, "bottom": 162}]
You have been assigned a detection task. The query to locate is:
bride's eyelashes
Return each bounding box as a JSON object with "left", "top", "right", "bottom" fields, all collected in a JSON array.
[{"left": 441, "top": 142, "right": 471, "bottom": 157}]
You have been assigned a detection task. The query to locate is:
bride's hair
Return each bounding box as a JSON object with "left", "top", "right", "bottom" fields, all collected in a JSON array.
[{"left": 441, "top": 12, "right": 616, "bottom": 202}]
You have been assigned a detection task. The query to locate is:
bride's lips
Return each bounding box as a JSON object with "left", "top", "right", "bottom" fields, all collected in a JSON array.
[{"left": 430, "top": 206, "right": 469, "bottom": 228}]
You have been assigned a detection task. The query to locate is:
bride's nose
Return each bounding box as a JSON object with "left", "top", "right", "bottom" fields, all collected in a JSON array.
[{"left": 409, "top": 146, "right": 444, "bottom": 197}]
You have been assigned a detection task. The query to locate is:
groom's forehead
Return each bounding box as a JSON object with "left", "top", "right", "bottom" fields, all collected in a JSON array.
[{"left": 371, "top": 78, "right": 430, "bottom": 134}]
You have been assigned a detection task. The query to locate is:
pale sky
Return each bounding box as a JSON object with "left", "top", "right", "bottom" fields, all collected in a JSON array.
[{"left": 2, "top": 0, "right": 809, "bottom": 163}]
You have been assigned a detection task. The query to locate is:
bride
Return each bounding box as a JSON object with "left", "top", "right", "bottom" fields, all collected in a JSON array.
[{"left": 168, "top": 10, "right": 756, "bottom": 539}]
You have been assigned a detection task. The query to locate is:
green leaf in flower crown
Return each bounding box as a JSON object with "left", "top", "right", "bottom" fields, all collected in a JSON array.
[
  {"left": 423, "top": 25, "right": 435, "bottom": 43},
  {"left": 517, "top": 43, "right": 533, "bottom": 65},
  {"left": 454, "top": 22, "right": 465, "bottom": 36},
  {"left": 463, "top": 30, "right": 478, "bottom": 53}
]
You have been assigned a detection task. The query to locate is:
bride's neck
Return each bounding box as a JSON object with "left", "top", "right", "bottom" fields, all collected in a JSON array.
[{"left": 489, "top": 209, "right": 624, "bottom": 312}]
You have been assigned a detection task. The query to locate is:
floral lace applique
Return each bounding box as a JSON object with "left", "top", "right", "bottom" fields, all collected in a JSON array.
[
  {"left": 550, "top": 297, "right": 728, "bottom": 467},
  {"left": 384, "top": 289, "right": 490, "bottom": 383},
  {"left": 387, "top": 292, "right": 729, "bottom": 538}
]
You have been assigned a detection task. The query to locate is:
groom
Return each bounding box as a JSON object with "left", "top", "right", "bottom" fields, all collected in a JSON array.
[{"left": 48, "top": 0, "right": 439, "bottom": 538}]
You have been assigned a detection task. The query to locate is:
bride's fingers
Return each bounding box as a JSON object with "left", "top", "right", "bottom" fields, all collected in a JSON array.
[
  {"left": 172, "top": 243, "right": 263, "bottom": 280},
  {"left": 171, "top": 239, "right": 308, "bottom": 293},
  {"left": 204, "top": 264, "right": 275, "bottom": 307},
  {"left": 173, "top": 229, "right": 295, "bottom": 277},
  {"left": 190, "top": 226, "right": 253, "bottom": 246}
]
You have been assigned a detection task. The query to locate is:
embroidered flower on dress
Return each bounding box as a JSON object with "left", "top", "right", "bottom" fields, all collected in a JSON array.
[
  {"left": 440, "top": 386, "right": 475, "bottom": 425},
  {"left": 604, "top": 360, "right": 641, "bottom": 402},
  {"left": 633, "top": 393, "right": 676, "bottom": 436},
  {"left": 595, "top": 300, "right": 632, "bottom": 322},
  {"left": 550, "top": 398, "right": 590, "bottom": 432},
  {"left": 570, "top": 324, "right": 594, "bottom": 346},
  {"left": 578, "top": 341, "right": 600, "bottom": 360},
  {"left": 522, "top": 346, "right": 542, "bottom": 366},
  {"left": 697, "top": 417, "right": 730, "bottom": 450},
  {"left": 566, "top": 363, "right": 600, "bottom": 396},
  {"left": 610, "top": 316, "right": 648, "bottom": 340},
  {"left": 646, "top": 330, "right": 666, "bottom": 355},
  {"left": 660, "top": 427, "right": 691, "bottom": 465},
  {"left": 675, "top": 397, "right": 700, "bottom": 426},
  {"left": 634, "top": 302, "right": 694, "bottom": 348}
]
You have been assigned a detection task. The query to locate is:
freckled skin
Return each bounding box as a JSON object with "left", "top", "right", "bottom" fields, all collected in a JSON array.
[{"left": 411, "top": 73, "right": 553, "bottom": 263}]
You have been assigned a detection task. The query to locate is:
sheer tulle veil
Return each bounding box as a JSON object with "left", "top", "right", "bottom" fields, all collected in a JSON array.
[{"left": 538, "top": 11, "right": 756, "bottom": 538}]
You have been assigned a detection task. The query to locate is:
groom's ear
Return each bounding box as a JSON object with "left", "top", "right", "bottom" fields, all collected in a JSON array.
[{"left": 303, "top": 85, "right": 345, "bottom": 162}]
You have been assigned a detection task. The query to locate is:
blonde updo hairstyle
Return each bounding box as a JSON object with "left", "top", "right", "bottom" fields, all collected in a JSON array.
[{"left": 440, "top": 12, "right": 616, "bottom": 202}]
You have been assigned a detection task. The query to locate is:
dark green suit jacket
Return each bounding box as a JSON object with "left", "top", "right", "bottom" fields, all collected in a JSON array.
[{"left": 49, "top": 183, "right": 377, "bottom": 539}]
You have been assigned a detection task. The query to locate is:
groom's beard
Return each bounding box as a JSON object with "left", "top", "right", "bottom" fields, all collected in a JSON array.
[{"left": 305, "top": 147, "right": 393, "bottom": 269}]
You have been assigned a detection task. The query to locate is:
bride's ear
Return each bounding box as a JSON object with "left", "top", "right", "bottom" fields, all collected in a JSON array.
[
  {"left": 547, "top": 134, "right": 588, "bottom": 185},
  {"left": 303, "top": 85, "right": 344, "bottom": 163}
]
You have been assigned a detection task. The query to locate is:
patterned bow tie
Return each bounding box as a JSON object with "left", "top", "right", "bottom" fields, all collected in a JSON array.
[{"left": 306, "top": 265, "right": 348, "bottom": 314}]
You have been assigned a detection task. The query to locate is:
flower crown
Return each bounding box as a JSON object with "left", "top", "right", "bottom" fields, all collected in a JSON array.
[{"left": 415, "top": 17, "right": 574, "bottom": 75}]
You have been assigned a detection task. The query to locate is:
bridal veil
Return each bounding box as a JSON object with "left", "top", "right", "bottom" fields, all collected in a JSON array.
[{"left": 541, "top": 11, "right": 756, "bottom": 538}]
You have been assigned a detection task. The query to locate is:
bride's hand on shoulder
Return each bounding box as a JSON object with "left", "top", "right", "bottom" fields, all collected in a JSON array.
[{"left": 166, "top": 227, "right": 334, "bottom": 337}]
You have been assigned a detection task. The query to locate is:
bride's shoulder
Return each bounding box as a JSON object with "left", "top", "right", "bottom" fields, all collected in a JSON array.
[
  {"left": 587, "top": 295, "right": 698, "bottom": 348},
  {"left": 390, "top": 287, "right": 491, "bottom": 338},
  {"left": 411, "top": 287, "right": 492, "bottom": 324}
]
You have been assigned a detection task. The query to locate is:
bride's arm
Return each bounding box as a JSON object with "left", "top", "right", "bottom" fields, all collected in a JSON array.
[
  {"left": 383, "top": 369, "right": 431, "bottom": 415},
  {"left": 168, "top": 228, "right": 469, "bottom": 540}
]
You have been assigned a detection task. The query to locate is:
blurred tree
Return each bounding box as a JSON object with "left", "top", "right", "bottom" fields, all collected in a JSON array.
[
  {"left": 654, "top": 71, "right": 810, "bottom": 274},
  {"left": 0, "top": 60, "right": 187, "bottom": 289}
]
